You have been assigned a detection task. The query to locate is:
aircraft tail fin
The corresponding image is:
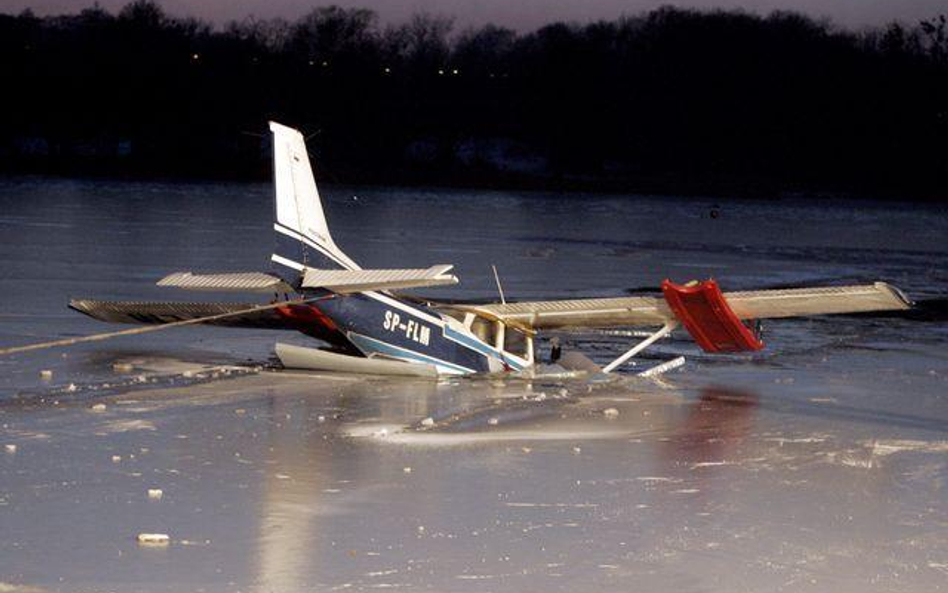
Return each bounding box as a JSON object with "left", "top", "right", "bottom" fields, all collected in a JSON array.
[{"left": 269, "top": 121, "right": 360, "bottom": 284}]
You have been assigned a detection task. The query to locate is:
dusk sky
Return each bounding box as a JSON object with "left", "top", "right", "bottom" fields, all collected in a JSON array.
[{"left": 4, "top": 0, "right": 945, "bottom": 30}]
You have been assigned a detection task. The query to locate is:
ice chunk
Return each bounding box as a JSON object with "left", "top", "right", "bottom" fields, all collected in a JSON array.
[
  {"left": 137, "top": 533, "right": 170, "bottom": 545},
  {"left": 603, "top": 408, "right": 620, "bottom": 418},
  {"left": 421, "top": 417, "right": 435, "bottom": 427},
  {"left": 112, "top": 362, "right": 133, "bottom": 373},
  {"left": 4, "top": 444, "right": 16, "bottom": 454},
  {"left": 91, "top": 403, "right": 107, "bottom": 412},
  {"left": 39, "top": 369, "right": 53, "bottom": 380},
  {"left": 147, "top": 488, "right": 163, "bottom": 500}
]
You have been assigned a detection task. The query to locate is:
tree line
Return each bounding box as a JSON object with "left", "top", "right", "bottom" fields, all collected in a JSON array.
[{"left": 1, "top": 1, "right": 946, "bottom": 199}]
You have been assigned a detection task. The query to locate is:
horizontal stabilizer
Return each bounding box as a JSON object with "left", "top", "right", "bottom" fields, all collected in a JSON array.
[
  {"left": 157, "top": 272, "right": 293, "bottom": 293},
  {"left": 301, "top": 265, "right": 458, "bottom": 293},
  {"left": 463, "top": 282, "right": 912, "bottom": 330}
]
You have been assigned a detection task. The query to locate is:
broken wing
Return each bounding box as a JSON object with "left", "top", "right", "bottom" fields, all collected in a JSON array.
[{"left": 457, "top": 283, "right": 912, "bottom": 330}]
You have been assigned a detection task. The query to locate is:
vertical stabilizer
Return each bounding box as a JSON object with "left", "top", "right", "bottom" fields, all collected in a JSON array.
[{"left": 269, "top": 121, "right": 359, "bottom": 282}]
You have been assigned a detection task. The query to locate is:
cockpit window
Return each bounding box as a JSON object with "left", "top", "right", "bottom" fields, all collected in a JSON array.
[{"left": 503, "top": 326, "right": 528, "bottom": 359}]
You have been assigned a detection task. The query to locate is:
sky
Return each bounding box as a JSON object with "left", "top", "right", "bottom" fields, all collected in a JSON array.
[{"left": 4, "top": 0, "right": 945, "bottom": 31}]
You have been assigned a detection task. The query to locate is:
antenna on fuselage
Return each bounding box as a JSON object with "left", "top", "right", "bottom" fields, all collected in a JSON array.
[{"left": 491, "top": 264, "right": 507, "bottom": 305}]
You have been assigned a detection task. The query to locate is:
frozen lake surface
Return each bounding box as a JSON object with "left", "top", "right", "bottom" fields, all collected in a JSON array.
[{"left": 0, "top": 178, "right": 946, "bottom": 592}]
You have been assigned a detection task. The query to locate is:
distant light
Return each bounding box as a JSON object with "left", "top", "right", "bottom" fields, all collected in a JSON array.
[
  {"left": 384, "top": 67, "right": 391, "bottom": 74},
  {"left": 191, "top": 53, "right": 200, "bottom": 60},
  {"left": 308, "top": 60, "right": 315, "bottom": 66},
  {"left": 437, "top": 69, "right": 444, "bottom": 75},
  {"left": 452, "top": 69, "right": 459, "bottom": 75},
  {"left": 321, "top": 61, "right": 328, "bottom": 67}
]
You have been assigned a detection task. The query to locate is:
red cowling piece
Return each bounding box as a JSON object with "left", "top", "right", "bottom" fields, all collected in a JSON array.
[
  {"left": 661, "top": 279, "right": 764, "bottom": 353},
  {"left": 275, "top": 303, "right": 338, "bottom": 335}
]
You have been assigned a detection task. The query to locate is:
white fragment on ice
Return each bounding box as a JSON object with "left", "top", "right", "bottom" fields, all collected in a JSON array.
[
  {"left": 235, "top": 409, "right": 246, "bottom": 415},
  {"left": 487, "top": 417, "right": 499, "bottom": 426},
  {"left": 90, "top": 403, "right": 107, "bottom": 412},
  {"left": 4, "top": 444, "right": 16, "bottom": 454},
  {"left": 182, "top": 370, "right": 194, "bottom": 378},
  {"left": 66, "top": 383, "right": 77, "bottom": 392},
  {"left": 691, "top": 461, "right": 730, "bottom": 468},
  {"left": 603, "top": 408, "right": 619, "bottom": 418},
  {"left": 373, "top": 428, "right": 390, "bottom": 438},
  {"left": 274, "top": 473, "right": 291, "bottom": 480},
  {"left": 111, "top": 455, "right": 121, "bottom": 462},
  {"left": 402, "top": 467, "right": 412, "bottom": 474},
  {"left": 420, "top": 417, "right": 435, "bottom": 427},
  {"left": 416, "top": 525, "right": 425, "bottom": 533},
  {"left": 112, "top": 363, "right": 133, "bottom": 373},
  {"left": 147, "top": 489, "right": 163, "bottom": 500},
  {"left": 317, "top": 415, "right": 326, "bottom": 422},
  {"left": 521, "top": 447, "right": 532, "bottom": 453},
  {"left": 39, "top": 369, "right": 53, "bottom": 380},
  {"left": 869, "top": 439, "right": 948, "bottom": 456},
  {"left": 137, "top": 533, "right": 170, "bottom": 545},
  {"left": 572, "top": 446, "right": 582, "bottom": 454},
  {"left": 672, "top": 488, "right": 700, "bottom": 494}
]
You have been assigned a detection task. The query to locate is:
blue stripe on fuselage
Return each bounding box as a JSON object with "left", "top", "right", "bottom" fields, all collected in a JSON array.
[
  {"left": 308, "top": 291, "right": 492, "bottom": 374},
  {"left": 347, "top": 333, "right": 474, "bottom": 374}
]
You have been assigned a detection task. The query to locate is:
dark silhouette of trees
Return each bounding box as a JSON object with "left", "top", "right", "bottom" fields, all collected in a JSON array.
[{"left": 0, "top": 1, "right": 945, "bottom": 199}]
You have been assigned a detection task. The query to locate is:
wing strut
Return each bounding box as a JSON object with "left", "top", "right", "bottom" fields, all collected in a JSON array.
[{"left": 602, "top": 320, "right": 679, "bottom": 373}]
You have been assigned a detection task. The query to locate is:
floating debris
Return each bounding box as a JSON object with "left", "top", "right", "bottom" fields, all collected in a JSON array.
[
  {"left": 403, "top": 466, "right": 412, "bottom": 474},
  {"left": 603, "top": 408, "right": 620, "bottom": 418},
  {"left": 112, "top": 362, "right": 133, "bottom": 373},
  {"left": 5, "top": 444, "right": 17, "bottom": 454},
  {"left": 90, "top": 403, "right": 107, "bottom": 412},
  {"left": 572, "top": 446, "right": 582, "bottom": 454},
  {"left": 317, "top": 415, "right": 326, "bottom": 422},
  {"left": 147, "top": 488, "right": 163, "bottom": 500},
  {"left": 137, "top": 533, "right": 170, "bottom": 546},
  {"left": 66, "top": 383, "right": 77, "bottom": 392},
  {"left": 39, "top": 369, "right": 53, "bottom": 380},
  {"left": 487, "top": 417, "right": 499, "bottom": 426},
  {"left": 111, "top": 455, "right": 122, "bottom": 463},
  {"left": 420, "top": 417, "right": 435, "bottom": 427}
]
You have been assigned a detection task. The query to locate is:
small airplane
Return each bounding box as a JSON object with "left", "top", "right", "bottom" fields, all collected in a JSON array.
[{"left": 46, "top": 122, "right": 910, "bottom": 377}]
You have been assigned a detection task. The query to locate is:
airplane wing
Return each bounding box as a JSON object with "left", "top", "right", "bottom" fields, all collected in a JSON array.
[
  {"left": 69, "top": 299, "right": 301, "bottom": 329},
  {"left": 456, "top": 282, "right": 912, "bottom": 331}
]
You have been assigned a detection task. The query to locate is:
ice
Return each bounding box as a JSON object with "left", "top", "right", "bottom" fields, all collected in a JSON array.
[
  {"left": 0, "top": 180, "right": 945, "bottom": 592},
  {"left": 136, "top": 533, "right": 170, "bottom": 546}
]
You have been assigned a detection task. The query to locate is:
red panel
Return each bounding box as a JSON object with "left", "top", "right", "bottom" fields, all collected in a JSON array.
[
  {"left": 275, "top": 303, "right": 339, "bottom": 336},
  {"left": 661, "top": 279, "right": 764, "bottom": 353}
]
